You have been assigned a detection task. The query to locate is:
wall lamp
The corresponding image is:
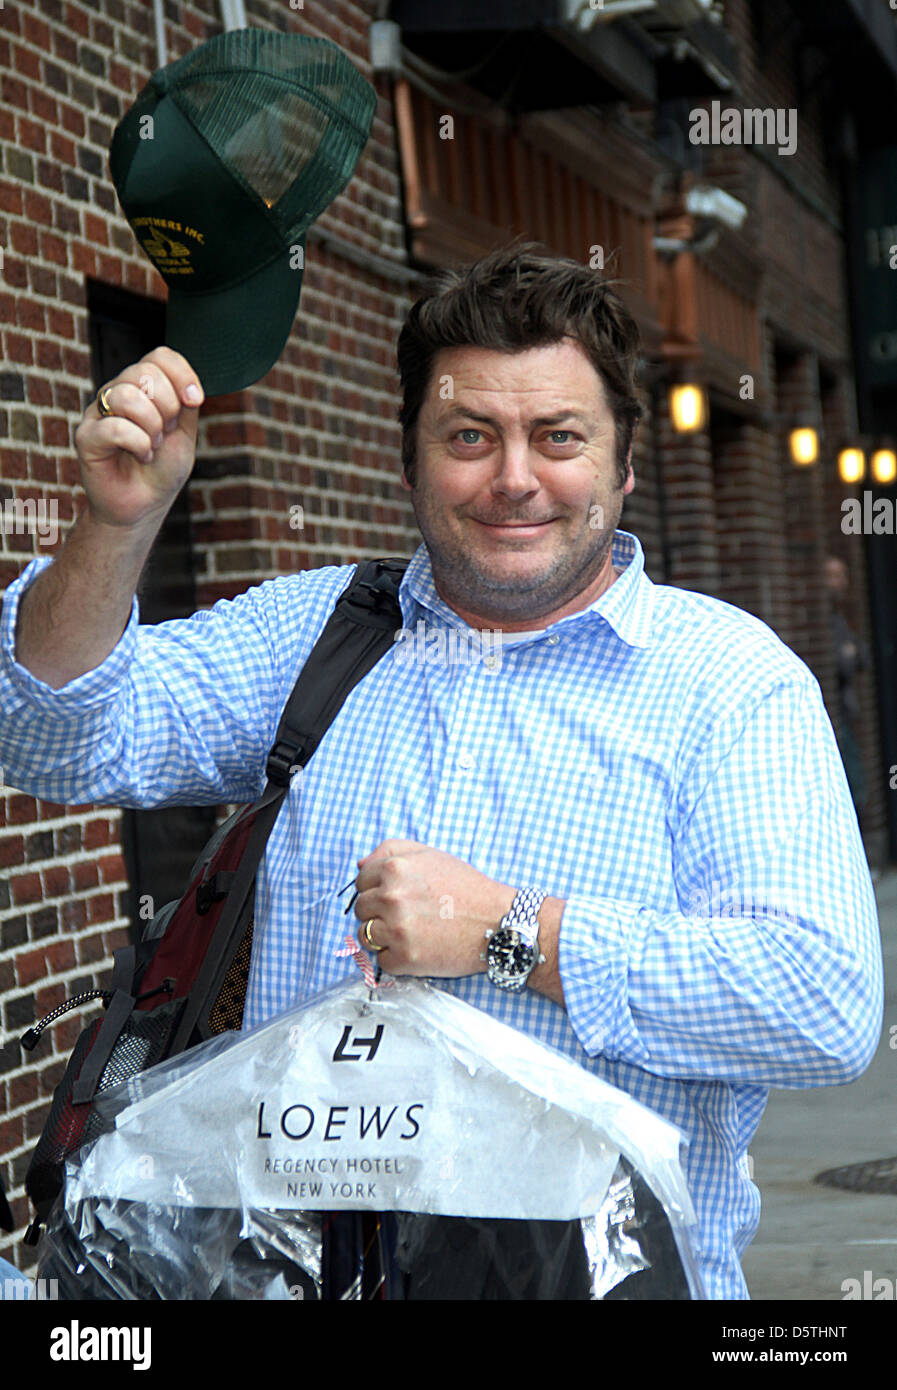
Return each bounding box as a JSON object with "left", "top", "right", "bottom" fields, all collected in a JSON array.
[{"left": 669, "top": 383, "right": 708, "bottom": 433}]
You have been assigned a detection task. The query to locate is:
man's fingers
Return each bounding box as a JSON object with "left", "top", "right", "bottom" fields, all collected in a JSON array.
[
  {"left": 78, "top": 414, "right": 153, "bottom": 467},
  {"left": 136, "top": 346, "right": 205, "bottom": 409}
]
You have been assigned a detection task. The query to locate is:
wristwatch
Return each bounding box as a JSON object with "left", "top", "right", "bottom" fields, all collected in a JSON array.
[{"left": 483, "top": 888, "right": 547, "bottom": 992}]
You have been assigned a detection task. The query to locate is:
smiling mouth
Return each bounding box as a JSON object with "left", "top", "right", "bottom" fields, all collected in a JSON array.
[{"left": 473, "top": 519, "right": 555, "bottom": 532}]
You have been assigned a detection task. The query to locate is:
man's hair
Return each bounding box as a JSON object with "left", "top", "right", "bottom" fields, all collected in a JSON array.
[{"left": 396, "top": 238, "right": 644, "bottom": 489}]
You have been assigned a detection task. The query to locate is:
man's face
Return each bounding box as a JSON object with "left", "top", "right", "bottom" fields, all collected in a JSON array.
[
  {"left": 402, "top": 338, "right": 634, "bottom": 627},
  {"left": 826, "top": 557, "right": 848, "bottom": 596}
]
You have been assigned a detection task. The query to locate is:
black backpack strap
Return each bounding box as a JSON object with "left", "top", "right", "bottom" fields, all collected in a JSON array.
[
  {"left": 0, "top": 1171, "right": 13, "bottom": 1233},
  {"left": 168, "top": 557, "right": 408, "bottom": 1055},
  {"left": 266, "top": 556, "right": 409, "bottom": 783}
]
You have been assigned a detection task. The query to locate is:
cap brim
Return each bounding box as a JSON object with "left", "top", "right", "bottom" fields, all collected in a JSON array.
[{"left": 164, "top": 237, "right": 306, "bottom": 397}]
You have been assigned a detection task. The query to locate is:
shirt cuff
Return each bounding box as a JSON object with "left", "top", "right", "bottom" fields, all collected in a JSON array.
[
  {"left": 559, "top": 894, "right": 652, "bottom": 1066},
  {"left": 0, "top": 555, "right": 140, "bottom": 712}
]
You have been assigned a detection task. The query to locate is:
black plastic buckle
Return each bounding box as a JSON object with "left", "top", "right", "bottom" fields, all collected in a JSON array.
[
  {"left": 196, "top": 874, "right": 231, "bottom": 915},
  {"left": 266, "top": 739, "right": 304, "bottom": 787},
  {"left": 350, "top": 579, "right": 392, "bottom": 613}
]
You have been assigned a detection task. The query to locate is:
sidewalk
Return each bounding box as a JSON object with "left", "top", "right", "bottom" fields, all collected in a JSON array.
[{"left": 740, "top": 870, "right": 897, "bottom": 1300}]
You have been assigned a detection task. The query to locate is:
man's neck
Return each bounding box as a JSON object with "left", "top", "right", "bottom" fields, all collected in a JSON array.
[{"left": 434, "top": 555, "right": 623, "bottom": 633}]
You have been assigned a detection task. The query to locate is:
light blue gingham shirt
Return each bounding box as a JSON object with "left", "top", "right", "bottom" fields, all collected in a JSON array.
[{"left": 0, "top": 531, "right": 883, "bottom": 1300}]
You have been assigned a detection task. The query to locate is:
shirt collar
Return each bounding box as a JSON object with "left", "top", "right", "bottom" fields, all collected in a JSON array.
[{"left": 399, "top": 528, "right": 654, "bottom": 650}]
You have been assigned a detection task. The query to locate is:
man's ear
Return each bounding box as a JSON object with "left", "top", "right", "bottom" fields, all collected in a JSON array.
[
  {"left": 401, "top": 472, "right": 412, "bottom": 493},
  {"left": 623, "top": 445, "right": 635, "bottom": 495}
]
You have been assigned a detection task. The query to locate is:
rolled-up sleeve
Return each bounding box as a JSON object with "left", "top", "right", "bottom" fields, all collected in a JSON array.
[
  {"left": 0, "top": 555, "right": 307, "bottom": 808},
  {"left": 560, "top": 676, "right": 883, "bottom": 1088}
]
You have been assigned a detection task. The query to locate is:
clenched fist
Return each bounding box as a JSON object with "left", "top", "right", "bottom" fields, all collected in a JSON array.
[{"left": 73, "top": 346, "right": 204, "bottom": 530}]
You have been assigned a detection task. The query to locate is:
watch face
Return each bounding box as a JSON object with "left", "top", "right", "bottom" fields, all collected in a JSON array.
[{"left": 487, "top": 928, "right": 534, "bottom": 987}]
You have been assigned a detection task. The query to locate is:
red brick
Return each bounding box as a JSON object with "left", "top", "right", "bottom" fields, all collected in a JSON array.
[
  {"left": 39, "top": 230, "right": 68, "bottom": 267},
  {"left": 17, "top": 116, "right": 45, "bottom": 152},
  {"left": 97, "top": 852, "right": 125, "bottom": 885},
  {"left": 83, "top": 211, "right": 108, "bottom": 247},
  {"left": 43, "top": 864, "right": 71, "bottom": 897},
  {"left": 46, "top": 307, "right": 74, "bottom": 338},
  {"left": 38, "top": 1059, "right": 66, "bottom": 1096},
  {"left": 10, "top": 222, "right": 38, "bottom": 256},
  {"left": 41, "top": 417, "right": 68, "bottom": 448},
  {"left": 10, "top": 871, "right": 42, "bottom": 906},
  {"left": 52, "top": 1015, "right": 85, "bottom": 1053},
  {"left": 8, "top": 1071, "right": 38, "bottom": 1109},
  {"left": 72, "top": 861, "right": 98, "bottom": 891},
  {"left": 28, "top": 377, "right": 52, "bottom": 408},
  {"left": 0, "top": 1117, "right": 24, "bottom": 1153},
  {"left": 30, "top": 455, "right": 59, "bottom": 485},
  {"left": 60, "top": 349, "right": 89, "bottom": 381},
  {"left": 22, "top": 14, "right": 51, "bottom": 50},
  {"left": 59, "top": 103, "right": 85, "bottom": 138},
  {"left": 82, "top": 819, "right": 111, "bottom": 849},
  {"left": 0, "top": 834, "right": 25, "bottom": 868},
  {"left": 98, "top": 254, "right": 121, "bottom": 285},
  {"left": 71, "top": 241, "right": 96, "bottom": 277},
  {"left": 15, "top": 949, "right": 47, "bottom": 988},
  {"left": 36, "top": 160, "right": 64, "bottom": 194},
  {"left": 1, "top": 75, "right": 28, "bottom": 112},
  {"left": 36, "top": 339, "right": 63, "bottom": 371},
  {"left": 77, "top": 931, "right": 106, "bottom": 965},
  {"left": 44, "top": 939, "right": 75, "bottom": 973},
  {"left": 35, "top": 983, "right": 65, "bottom": 1016},
  {"left": 14, "top": 297, "right": 44, "bottom": 332},
  {"left": 103, "top": 926, "right": 131, "bottom": 955},
  {"left": 86, "top": 893, "right": 114, "bottom": 924},
  {"left": 61, "top": 898, "right": 87, "bottom": 932},
  {"left": 0, "top": 181, "right": 23, "bottom": 215}
]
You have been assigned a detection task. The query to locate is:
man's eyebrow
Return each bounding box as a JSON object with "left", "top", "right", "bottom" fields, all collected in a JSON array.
[{"left": 437, "top": 405, "right": 597, "bottom": 429}]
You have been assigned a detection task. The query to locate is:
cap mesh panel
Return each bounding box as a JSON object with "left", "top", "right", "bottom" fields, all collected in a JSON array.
[{"left": 164, "top": 35, "right": 376, "bottom": 236}]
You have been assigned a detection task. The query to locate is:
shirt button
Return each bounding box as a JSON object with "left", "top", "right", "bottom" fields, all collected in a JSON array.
[
  {"left": 458, "top": 753, "right": 474, "bottom": 769},
  {"left": 483, "top": 655, "right": 499, "bottom": 670},
  {"left": 547, "top": 634, "right": 560, "bottom": 646}
]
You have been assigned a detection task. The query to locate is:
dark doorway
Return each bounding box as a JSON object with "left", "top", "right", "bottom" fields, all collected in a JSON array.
[{"left": 87, "top": 280, "right": 218, "bottom": 937}]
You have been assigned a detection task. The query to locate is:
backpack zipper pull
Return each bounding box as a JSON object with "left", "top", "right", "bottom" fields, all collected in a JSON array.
[
  {"left": 19, "top": 978, "right": 175, "bottom": 1052},
  {"left": 20, "top": 989, "right": 114, "bottom": 1052}
]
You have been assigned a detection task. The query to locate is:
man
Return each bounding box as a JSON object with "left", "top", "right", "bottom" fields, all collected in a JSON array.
[
  {"left": 825, "top": 554, "right": 870, "bottom": 820},
  {"left": 0, "top": 243, "right": 883, "bottom": 1299}
]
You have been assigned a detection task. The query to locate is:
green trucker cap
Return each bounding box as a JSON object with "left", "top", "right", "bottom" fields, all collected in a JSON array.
[{"left": 109, "top": 28, "right": 377, "bottom": 396}]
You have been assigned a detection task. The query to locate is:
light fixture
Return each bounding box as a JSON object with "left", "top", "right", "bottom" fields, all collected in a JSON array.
[
  {"left": 669, "top": 383, "right": 707, "bottom": 433},
  {"left": 789, "top": 428, "right": 818, "bottom": 466},
  {"left": 838, "top": 447, "right": 865, "bottom": 484},
  {"left": 872, "top": 449, "right": 897, "bottom": 485}
]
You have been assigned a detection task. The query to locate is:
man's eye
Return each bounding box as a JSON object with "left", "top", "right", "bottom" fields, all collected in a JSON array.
[
  {"left": 458, "top": 429, "right": 483, "bottom": 445},
  {"left": 547, "top": 430, "right": 572, "bottom": 444}
]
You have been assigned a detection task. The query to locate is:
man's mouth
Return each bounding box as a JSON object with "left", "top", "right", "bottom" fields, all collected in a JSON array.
[{"left": 473, "top": 519, "right": 556, "bottom": 535}]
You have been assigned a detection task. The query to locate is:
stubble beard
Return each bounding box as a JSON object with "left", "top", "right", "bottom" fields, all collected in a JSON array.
[{"left": 409, "top": 481, "right": 623, "bottom": 625}]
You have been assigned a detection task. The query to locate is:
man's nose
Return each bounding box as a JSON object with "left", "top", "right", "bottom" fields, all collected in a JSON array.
[{"left": 490, "top": 439, "right": 540, "bottom": 497}]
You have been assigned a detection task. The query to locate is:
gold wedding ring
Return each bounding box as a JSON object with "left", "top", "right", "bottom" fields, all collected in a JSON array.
[
  {"left": 362, "top": 919, "right": 385, "bottom": 953},
  {"left": 96, "top": 384, "right": 115, "bottom": 418}
]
